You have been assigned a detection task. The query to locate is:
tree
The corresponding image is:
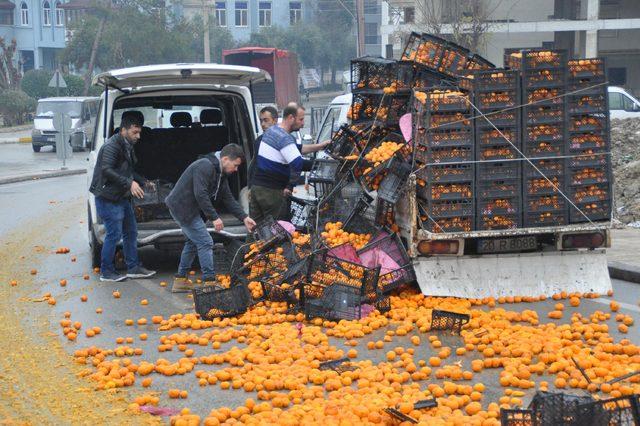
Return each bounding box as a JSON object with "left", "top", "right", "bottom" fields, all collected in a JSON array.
[
  {"left": 0, "top": 90, "right": 36, "bottom": 126},
  {"left": 190, "top": 14, "right": 236, "bottom": 63},
  {"left": 0, "top": 38, "right": 21, "bottom": 90},
  {"left": 61, "top": 0, "right": 202, "bottom": 91}
]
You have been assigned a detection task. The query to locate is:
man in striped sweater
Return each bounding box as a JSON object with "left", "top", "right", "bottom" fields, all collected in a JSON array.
[{"left": 249, "top": 103, "right": 305, "bottom": 223}]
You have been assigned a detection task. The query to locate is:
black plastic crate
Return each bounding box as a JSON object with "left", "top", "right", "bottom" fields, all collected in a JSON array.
[
  {"left": 416, "top": 128, "right": 474, "bottom": 149},
  {"left": 477, "top": 179, "right": 521, "bottom": 198},
  {"left": 479, "top": 145, "right": 519, "bottom": 161},
  {"left": 500, "top": 409, "right": 536, "bottom": 426},
  {"left": 575, "top": 395, "right": 640, "bottom": 426},
  {"left": 253, "top": 216, "right": 290, "bottom": 244},
  {"left": 418, "top": 163, "right": 474, "bottom": 183},
  {"left": 568, "top": 149, "right": 609, "bottom": 168},
  {"left": 473, "top": 68, "right": 519, "bottom": 91},
  {"left": 213, "top": 243, "right": 232, "bottom": 276},
  {"left": 570, "top": 115, "right": 608, "bottom": 133},
  {"left": 304, "top": 282, "right": 389, "bottom": 321},
  {"left": 289, "top": 196, "right": 317, "bottom": 232},
  {"left": 477, "top": 161, "right": 521, "bottom": 181},
  {"left": 419, "top": 181, "right": 473, "bottom": 201},
  {"left": 567, "top": 93, "right": 607, "bottom": 114},
  {"left": 357, "top": 230, "right": 416, "bottom": 293},
  {"left": 524, "top": 210, "right": 568, "bottom": 227},
  {"left": 524, "top": 123, "right": 565, "bottom": 143},
  {"left": 568, "top": 131, "right": 609, "bottom": 151},
  {"left": 475, "top": 110, "right": 519, "bottom": 128},
  {"left": 313, "top": 176, "right": 373, "bottom": 234},
  {"left": 525, "top": 140, "right": 565, "bottom": 157},
  {"left": 325, "top": 124, "right": 359, "bottom": 158},
  {"left": 308, "top": 158, "right": 340, "bottom": 199},
  {"left": 526, "top": 175, "right": 564, "bottom": 196},
  {"left": 568, "top": 58, "right": 606, "bottom": 80},
  {"left": 525, "top": 158, "right": 564, "bottom": 179},
  {"left": 401, "top": 32, "right": 470, "bottom": 76},
  {"left": 397, "top": 60, "right": 452, "bottom": 90},
  {"left": 466, "top": 53, "right": 495, "bottom": 71},
  {"left": 568, "top": 182, "right": 610, "bottom": 204},
  {"left": 526, "top": 87, "right": 566, "bottom": 107},
  {"left": 523, "top": 67, "right": 567, "bottom": 89},
  {"left": 569, "top": 199, "right": 612, "bottom": 223},
  {"left": 351, "top": 56, "right": 398, "bottom": 92},
  {"left": 318, "top": 357, "right": 357, "bottom": 373},
  {"left": 350, "top": 91, "right": 411, "bottom": 125},
  {"left": 418, "top": 199, "right": 474, "bottom": 217},
  {"left": 479, "top": 127, "right": 519, "bottom": 146},
  {"left": 519, "top": 49, "right": 568, "bottom": 70},
  {"left": 525, "top": 106, "right": 566, "bottom": 125},
  {"left": 423, "top": 91, "right": 471, "bottom": 112},
  {"left": 419, "top": 213, "right": 474, "bottom": 233},
  {"left": 477, "top": 91, "right": 519, "bottom": 109},
  {"left": 478, "top": 213, "right": 522, "bottom": 231},
  {"left": 193, "top": 283, "right": 251, "bottom": 319},
  {"left": 417, "top": 146, "right": 474, "bottom": 165},
  {"left": 377, "top": 160, "right": 412, "bottom": 203},
  {"left": 133, "top": 179, "right": 173, "bottom": 206},
  {"left": 431, "top": 309, "right": 470, "bottom": 334},
  {"left": 567, "top": 165, "right": 610, "bottom": 186},
  {"left": 477, "top": 195, "right": 523, "bottom": 230},
  {"left": 528, "top": 391, "right": 594, "bottom": 426},
  {"left": 425, "top": 111, "right": 473, "bottom": 130}
]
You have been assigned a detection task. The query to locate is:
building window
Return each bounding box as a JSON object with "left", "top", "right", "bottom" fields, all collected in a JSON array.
[
  {"left": 403, "top": 6, "right": 415, "bottom": 24},
  {"left": 364, "top": 0, "right": 380, "bottom": 14},
  {"left": 364, "top": 22, "right": 379, "bottom": 45},
  {"left": 55, "top": 1, "right": 63, "bottom": 26},
  {"left": 0, "top": 9, "right": 13, "bottom": 25},
  {"left": 214, "top": 1, "right": 226, "bottom": 26},
  {"left": 259, "top": 2, "right": 271, "bottom": 27},
  {"left": 289, "top": 1, "right": 301, "bottom": 25},
  {"left": 43, "top": 1, "right": 51, "bottom": 26},
  {"left": 235, "top": 1, "right": 247, "bottom": 27},
  {"left": 20, "top": 2, "right": 29, "bottom": 26}
]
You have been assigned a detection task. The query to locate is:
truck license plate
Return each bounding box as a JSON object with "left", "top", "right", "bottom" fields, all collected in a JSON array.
[{"left": 477, "top": 236, "right": 538, "bottom": 254}]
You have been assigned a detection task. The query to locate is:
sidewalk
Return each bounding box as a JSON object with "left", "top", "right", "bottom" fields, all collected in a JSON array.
[
  {"left": 608, "top": 228, "right": 640, "bottom": 283},
  {"left": 0, "top": 143, "right": 87, "bottom": 185},
  {"left": 0, "top": 124, "right": 33, "bottom": 144}
]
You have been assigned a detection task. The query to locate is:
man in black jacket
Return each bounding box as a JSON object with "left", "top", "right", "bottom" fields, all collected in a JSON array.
[
  {"left": 89, "top": 113, "right": 156, "bottom": 282},
  {"left": 165, "top": 143, "right": 256, "bottom": 292}
]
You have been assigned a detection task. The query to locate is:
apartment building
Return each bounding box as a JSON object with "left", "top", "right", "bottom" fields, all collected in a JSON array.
[{"left": 381, "top": 0, "right": 640, "bottom": 95}]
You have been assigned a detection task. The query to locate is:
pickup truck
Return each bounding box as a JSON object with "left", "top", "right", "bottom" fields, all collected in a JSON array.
[{"left": 313, "top": 92, "right": 612, "bottom": 299}]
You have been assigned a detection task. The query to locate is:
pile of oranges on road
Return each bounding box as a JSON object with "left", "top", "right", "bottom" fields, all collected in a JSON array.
[{"left": 50, "top": 276, "right": 640, "bottom": 426}]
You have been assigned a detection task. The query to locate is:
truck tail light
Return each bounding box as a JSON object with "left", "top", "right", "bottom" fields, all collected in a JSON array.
[
  {"left": 561, "top": 232, "right": 605, "bottom": 249},
  {"left": 417, "top": 240, "right": 460, "bottom": 255}
]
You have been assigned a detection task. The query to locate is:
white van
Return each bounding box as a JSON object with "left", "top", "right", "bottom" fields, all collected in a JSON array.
[
  {"left": 32, "top": 97, "right": 99, "bottom": 152},
  {"left": 608, "top": 86, "right": 640, "bottom": 119},
  {"left": 314, "top": 93, "right": 352, "bottom": 146},
  {"left": 87, "top": 64, "right": 270, "bottom": 266}
]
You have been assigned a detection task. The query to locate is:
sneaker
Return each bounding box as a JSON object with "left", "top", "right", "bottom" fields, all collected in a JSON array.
[
  {"left": 100, "top": 271, "right": 127, "bottom": 282},
  {"left": 126, "top": 266, "right": 156, "bottom": 279},
  {"left": 172, "top": 275, "right": 193, "bottom": 293}
]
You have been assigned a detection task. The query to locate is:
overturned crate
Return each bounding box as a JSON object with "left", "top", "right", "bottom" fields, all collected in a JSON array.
[{"left": 430, "top": 309, "right": 470, "bottom": 334}]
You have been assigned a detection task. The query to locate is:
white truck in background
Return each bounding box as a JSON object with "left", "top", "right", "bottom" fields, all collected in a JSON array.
[{"left": 313, "top": 93, "right": 612, "bottom": 299}]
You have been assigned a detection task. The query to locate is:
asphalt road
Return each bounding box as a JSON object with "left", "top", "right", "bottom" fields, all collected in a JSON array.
[{"left": 2, "top": 174, "right": 640, "bottom": 423}]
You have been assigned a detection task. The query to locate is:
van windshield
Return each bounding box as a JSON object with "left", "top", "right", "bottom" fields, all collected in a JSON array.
[{"left": 36, "top": 101, "right": 82, "bottom": 117}]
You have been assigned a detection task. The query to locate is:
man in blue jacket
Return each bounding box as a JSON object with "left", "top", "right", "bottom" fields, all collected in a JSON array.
[
  {"left": 249, "top": 103, "right": 305, "bottom": 223},
  {"left": 165, "top": 143, "right": 256, "bottom": 292}
]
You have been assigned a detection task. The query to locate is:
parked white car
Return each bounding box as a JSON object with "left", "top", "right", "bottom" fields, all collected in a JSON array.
[
  {"left": 32, "top": 97, "right": 99, "bottom": 152},
  {"left": 86, "top": 64, "right": 270, "bottom": 266}
]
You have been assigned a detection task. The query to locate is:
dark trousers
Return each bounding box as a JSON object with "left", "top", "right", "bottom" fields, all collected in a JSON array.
[
  {"left": 95, "top": 196, "right": 139, "bottom": 274},
  {"left": 249, "top": 186, "right": 285, "bottom": 224}
]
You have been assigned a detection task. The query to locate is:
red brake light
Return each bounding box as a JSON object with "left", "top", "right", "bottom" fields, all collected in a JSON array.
[
  {"left": 562, "top": 232, "right": 605, "bottom": 249},
  {"left": 417, "top": 240, "right": 460, "bottom": 255}
]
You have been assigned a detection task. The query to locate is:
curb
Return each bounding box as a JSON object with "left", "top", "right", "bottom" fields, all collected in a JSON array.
[
  {"left": 0, "top": 168, "right": 86, "bottom": 185},
  {"left": 608, "top": 261, "right": 640, "bottom": 284}
]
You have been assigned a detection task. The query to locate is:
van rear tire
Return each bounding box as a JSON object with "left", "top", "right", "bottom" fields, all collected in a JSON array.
[
  {"left": 88, "top": 211, "right": 102, "bottom": 268},
  {"left": 32, "top": 144, "right": 41, "bottom": 152}
]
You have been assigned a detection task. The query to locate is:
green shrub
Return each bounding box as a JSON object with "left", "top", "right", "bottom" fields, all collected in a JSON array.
[
  {"left": 0, "top": 90, "right": 36, "bottom": 126},
  {"left": 21, "top": 69, "right": 94, "bottom": 100}
]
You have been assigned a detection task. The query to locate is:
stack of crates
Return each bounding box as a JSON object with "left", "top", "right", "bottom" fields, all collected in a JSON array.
[
  {"left": 508, "top": 49, "right": 569, "bottom": 227},
  {"left": 566, "top": 58, "right": 612, "bottom": 223},
  {"left": 473, "top": 69, "right": 522, "bottom": 230},
  {"left": 413, "top": 90, "right": 475, "bottom": 232}
]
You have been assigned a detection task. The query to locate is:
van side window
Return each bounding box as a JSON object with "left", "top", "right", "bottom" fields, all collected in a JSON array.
[
  {"left": 91, "top": 100, "right": 102, "bottom": 150},
  {"left": 609, "top": 92, "right": 623, "bottom": 110}
]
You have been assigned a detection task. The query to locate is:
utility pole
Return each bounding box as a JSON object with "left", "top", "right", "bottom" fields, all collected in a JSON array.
[
  {"left": 203, "top": 0, "right": 211, "bottom": 63},
  {"left": 355, "top": 0, "right": 365, "bottom": 57}
]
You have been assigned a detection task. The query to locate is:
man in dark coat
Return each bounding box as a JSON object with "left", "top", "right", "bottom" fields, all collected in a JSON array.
[
  {"left": 165, "top": 143, "right": 256, "bottom": 292},
  {"left": 89, "top": 112, "right": 156, "bottom": 282}
]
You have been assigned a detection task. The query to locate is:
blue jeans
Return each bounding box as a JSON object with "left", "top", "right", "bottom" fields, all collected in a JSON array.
[
  {"left": 95, "top": 196, "right": 139, "bottom": 274},
  {"left": 171, "top": 213, "right": 215, "bottom": 280}
]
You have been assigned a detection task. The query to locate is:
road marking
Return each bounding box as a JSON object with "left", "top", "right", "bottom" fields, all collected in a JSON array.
[
  {"left": 18, "top": 137, "right": 32, "bottom": 143},
  {"left": 591, "top": 297, "right": 640, "bottom": 313}
]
